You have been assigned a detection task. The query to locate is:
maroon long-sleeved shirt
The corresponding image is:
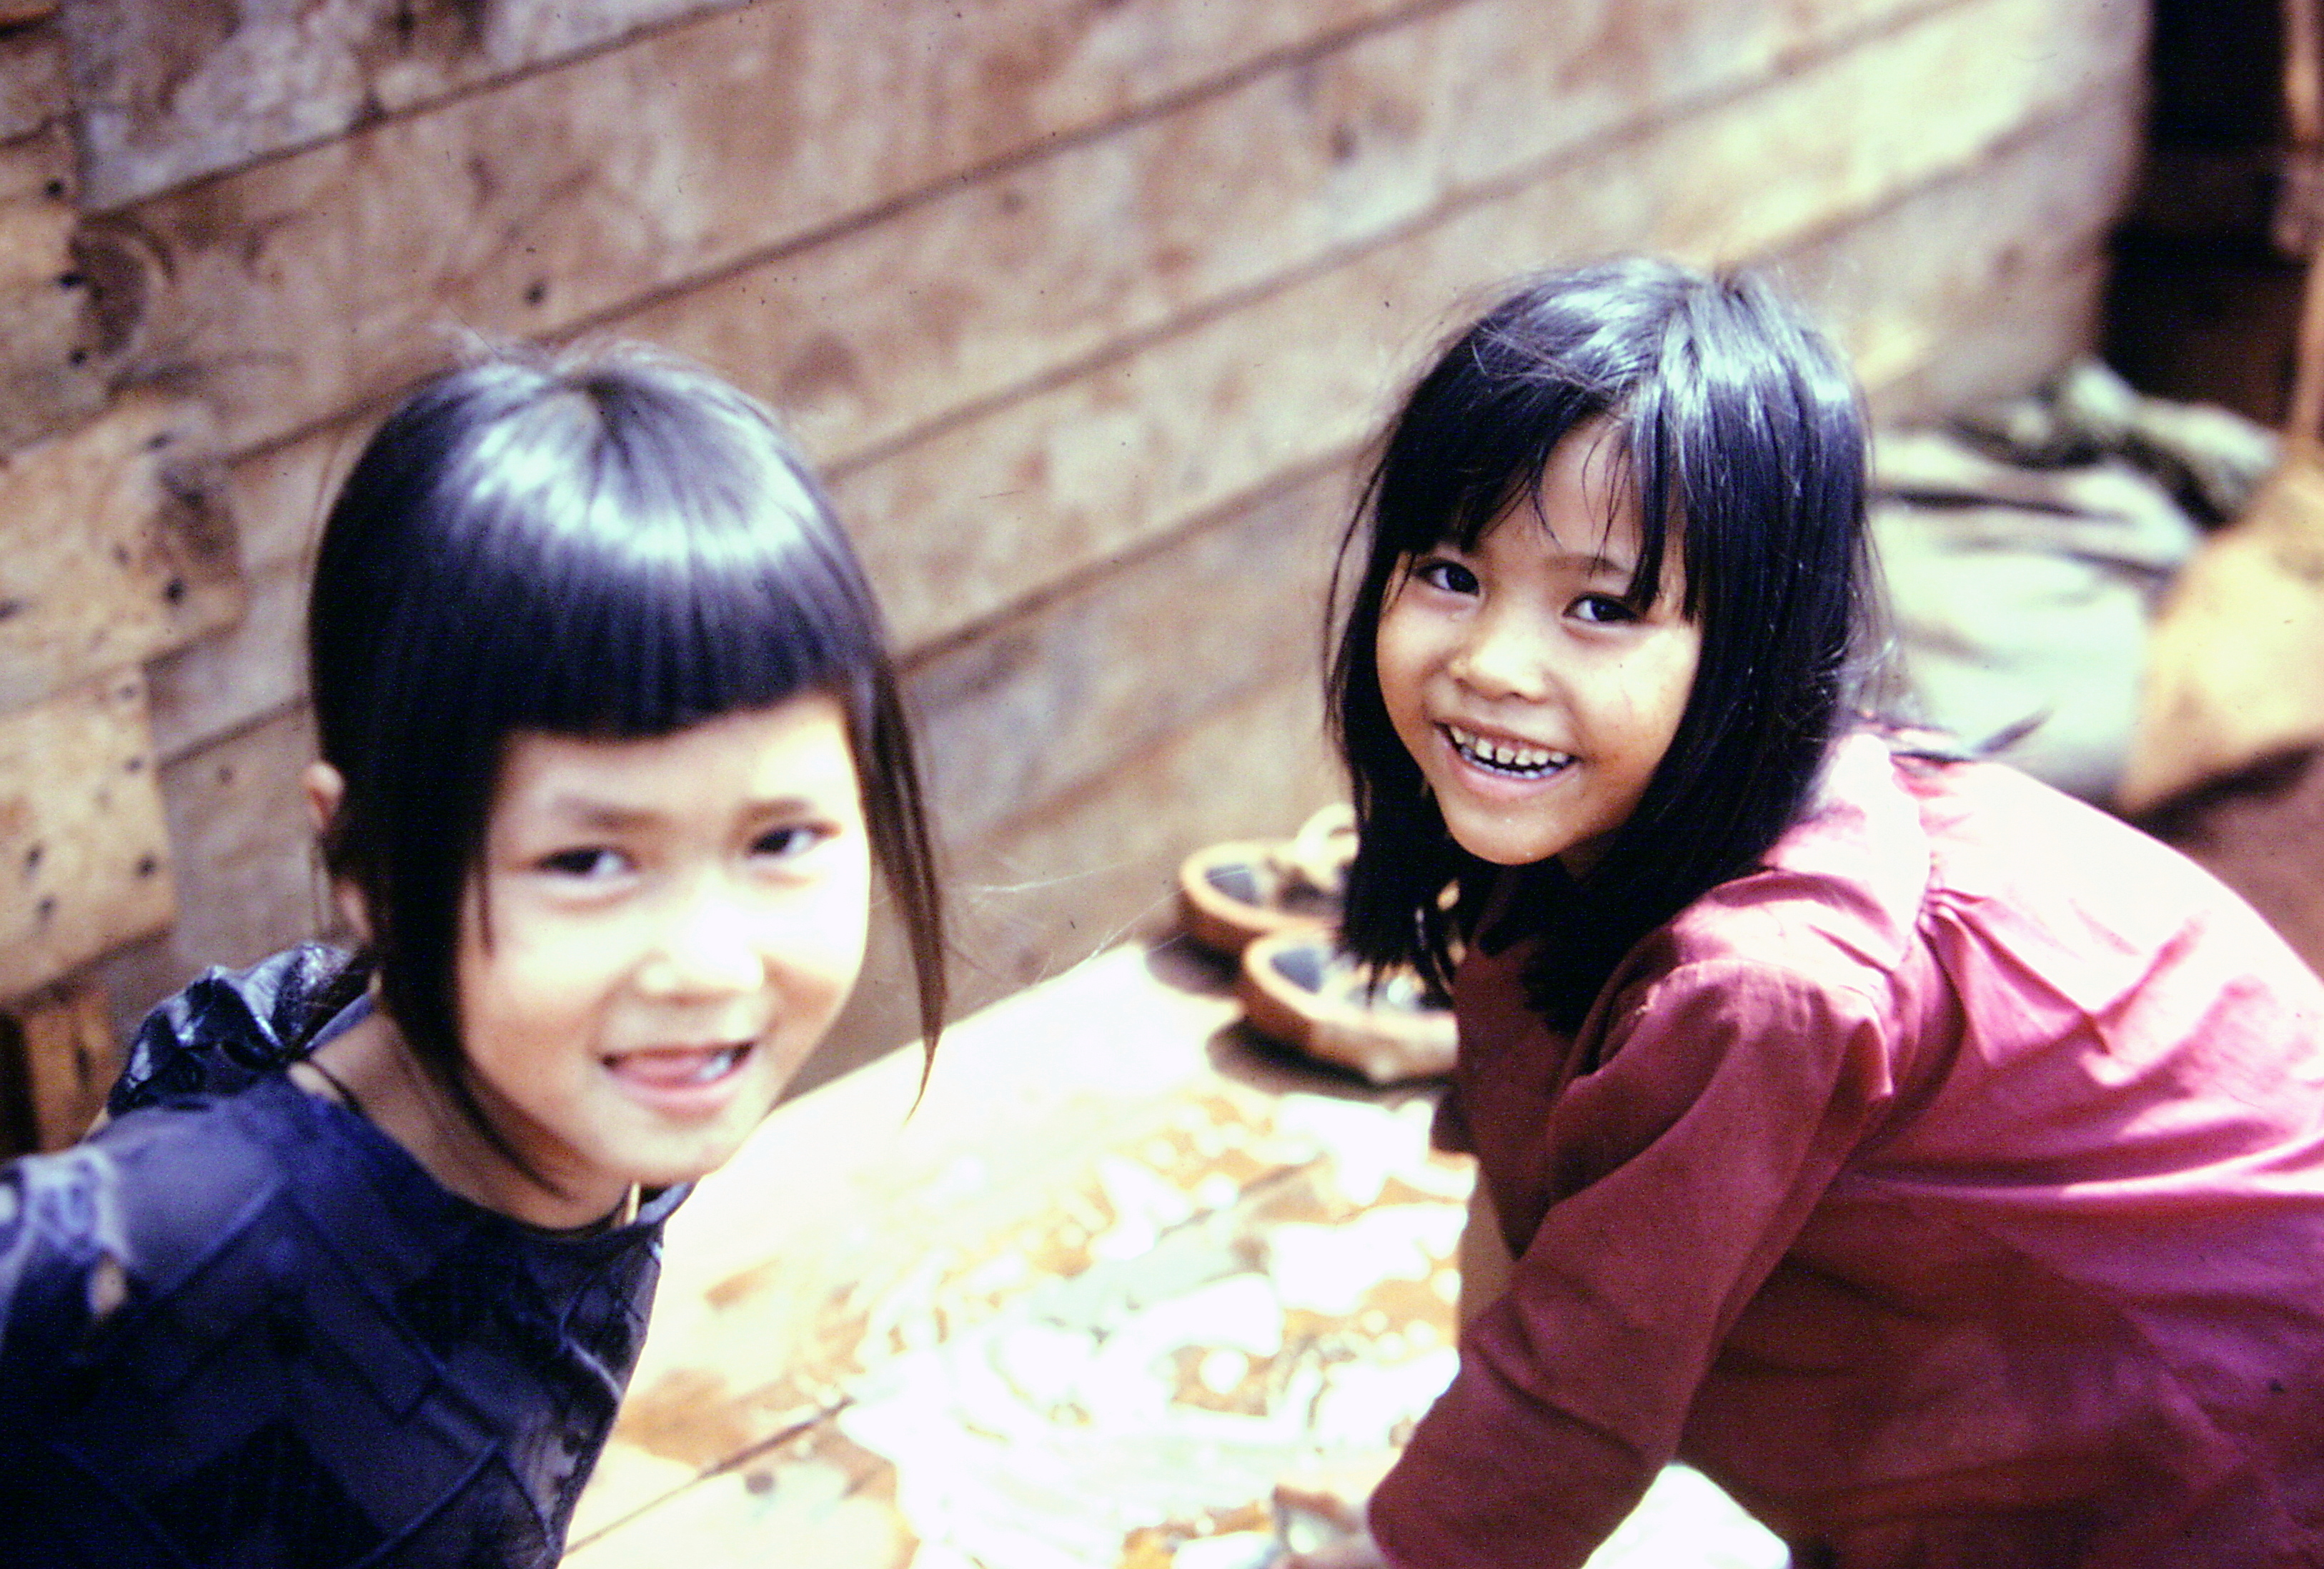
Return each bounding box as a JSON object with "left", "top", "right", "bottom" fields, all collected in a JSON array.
[{"left": 1372, "top": 735, "right": 2324, "bottom": 1568}]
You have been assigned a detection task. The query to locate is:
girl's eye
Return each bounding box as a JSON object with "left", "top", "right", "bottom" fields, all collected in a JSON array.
[
  {"left": 753, "top": 823, "right": 831, "bottom": 861},
  {"left": 539, "top": 846, "right": 630, "bottom": 880},
  {"left": 1570, "top": 593, "right": 1637, "bottom": 625},
  {"left": 1413, "top": 557, "right": 1480, "bottom": 595}
]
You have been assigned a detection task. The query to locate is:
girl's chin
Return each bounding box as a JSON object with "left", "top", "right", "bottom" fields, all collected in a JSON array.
[{"left": 1434, "top": 798, "right": 1577, "bottom": 868}]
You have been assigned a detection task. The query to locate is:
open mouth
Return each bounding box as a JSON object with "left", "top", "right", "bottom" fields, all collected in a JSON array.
[
  {"left": 1444, "top": 723, "right": 1573, "bottom": 781},
  {"left": 605, "top": 1043, "right": 753, "bottom": 1089}
]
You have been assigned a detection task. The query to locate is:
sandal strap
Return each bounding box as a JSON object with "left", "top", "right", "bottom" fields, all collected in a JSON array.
[{"left": 1269, "top": 803, "right": 1356, "bottom": 899}]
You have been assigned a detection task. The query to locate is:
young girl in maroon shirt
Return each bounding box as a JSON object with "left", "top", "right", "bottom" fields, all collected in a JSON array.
[{"left": 1300, "top": 258, "right": 2324, "bottom": 1567}]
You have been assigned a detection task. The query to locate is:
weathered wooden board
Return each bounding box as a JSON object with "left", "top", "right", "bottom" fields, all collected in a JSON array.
[
  {"left": 0, "top": 670, "right": 174, "bottom": 1001},
  {"left": 1777, "top": 86, "right": 2140, "bottom": 419},
  {"left": 84, "top": 703, "right": 329, "bottom": 1054},
  {"left": 110, "top": 0, "right": 1421, "bottom": 452},
  {"left": 142, "top": 417, "right": 355, "bottom": 764},
  {"left": 126, "top": 0, "right": 2137, "bottom": 771},
  {"left": 0, "top": 390, "right": 242, "bottom": 712},
  {"left": 8, "top": 974, "right": 117, "bottom": 1150},
  {"left": 611, "top": 0, "right": 1929, "bottom": 472},
  {"left": 1872, "top": 253, "right": 2110, "bottom": 426},
  {"left": 59, "top": 0, "right": 728, "bottom": 209},
  {"left": 149, "top": 703, "right": 325, "bottom": 981},
  {"left": 0, "top": 122, "right": 136, "bottom": 450},
  {"left": 831, "top": 0, "right": 2145, "bottom": 653},
  {"left": 141, "top": 0, "right": 1938, "bottom": 755},
  {"left": 910, "top": 460, "right": 1351, "bottom": 844},
  {"left": 0, "top": 19, "right": 66, "bottom": 144},
  {"left": 147, "top": 546, "right": 304, "bottom": 765},
  {"left": 144, "top": 417, "right": 362, "bottom": 762},
  {"left": 66, "top": 0, "right": 1426, "bottom": 212},
  {"left": 813, "top": 669, "right": 1344, "bottom": 1076}
]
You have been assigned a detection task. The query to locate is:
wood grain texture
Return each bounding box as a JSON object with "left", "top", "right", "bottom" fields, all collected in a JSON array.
[
  {"left": 144, "top": 426, "right": 354, "bottom": 762},
  {"left": 8, "top": 974, "right": 117, "bottom": 1149},
  {"left": 1777, "top": 84, "right": 2140, "bottom": 420},
  {"left": 910, "top": 461, "right": 1351, "bottom": 845},
  {"left": 808, "top": 670, "right": 1342, "bottom": 1081},
  {"left": 146, "top": 545, "right": 304, "bottom": 764},
  {"left": 128, "top": 0, "right": 2137, "bottom": 766},
  {"left": 0, "top": 670, "right": 174, "bottom": 1001},
  {"left": 831, "top": 0, "right": 2145, "bottom": 653},
  {"left": 150, "top": 702, "right": 327, "bottom": 979},
  {"left": 0, "top": 390, "right": 241, "bottom": 711},
  {"left": 0, "top": 20, "right": 68, "bottom": 143},
  {"left": 0, "top": 124, "right": 139, "bottom": 450},
  {"left": 108, "top": 0, "right": 1419, "bottom": 452},
  {"left": 614, "top": 0, "right": 1929, "bottom": 472},
  {"left": 60, "top": 0, "right": 733, "bottom": 209},
  {"left": 66, "top": 0, "right": 1424, "bottom": 211},
  {"left": 140, "top": 0, "right": 1944, "bottom": 757}
]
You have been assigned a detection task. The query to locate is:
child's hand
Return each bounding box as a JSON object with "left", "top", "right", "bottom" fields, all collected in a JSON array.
[
  {"left": 1279, "top": 1528, "right": 1394, "bottom": 1569},
  {"left": 1273, "top": 1451, "right": 1399, "bottom": 1568}
]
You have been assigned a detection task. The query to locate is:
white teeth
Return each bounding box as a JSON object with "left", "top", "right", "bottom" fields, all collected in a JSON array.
[
  {"left": 1445, "top": 723, "right": 1571, "bottom": 775},
  {"left": 689, "top": 1046, "right": 743, "bottom": 1084}
]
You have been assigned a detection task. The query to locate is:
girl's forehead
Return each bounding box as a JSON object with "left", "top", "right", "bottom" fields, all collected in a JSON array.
[
  {"left": 492, "top": 693, "right": 858, "bottom": 826},
  {"left": 1482, "top": 431, "right": 1643, "bottom": 554},
  {"left": 1472, "top": 506, "right": 1644, "bottom": 577}
]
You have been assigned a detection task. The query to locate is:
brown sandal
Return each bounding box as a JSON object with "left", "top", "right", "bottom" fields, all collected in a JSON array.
[
  {"left": 1177, "top": 804, "right": 1356, "bottom": 956},
  {"left": 1237, "top": 930, "right": 1457, "bottom": 1084}
]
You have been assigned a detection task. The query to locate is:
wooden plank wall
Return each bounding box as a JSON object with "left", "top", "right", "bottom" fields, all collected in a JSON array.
[
  {"left": 6, "top": 0, "right": 2145, "bottom": 1109},
  {"left": 0, "top": 4, "right": 242, "bottom": 1144}
]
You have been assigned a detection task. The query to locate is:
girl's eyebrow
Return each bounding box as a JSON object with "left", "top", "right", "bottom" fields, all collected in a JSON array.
[
  {"left": 537, "top": 793, "right": 825, "bottom": 829},
  {"left": 1534, "top": 544, "right": 1635, "bottom": 577},
  {"left": 535, "top": 798, "right": 661, "bottom": 831}
]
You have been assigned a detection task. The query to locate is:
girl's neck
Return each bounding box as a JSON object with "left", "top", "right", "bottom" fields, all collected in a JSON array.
[{"left": 296, "top": 1007, "right": 633, "bottom": 1231}]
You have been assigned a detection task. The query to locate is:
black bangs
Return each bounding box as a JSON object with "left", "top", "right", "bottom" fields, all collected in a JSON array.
[
  {"left": 1330, "top": 258, "right": 1872, "bottom": 1027},
  {"left": 387, "top": 367, "right": 882, "bottom": 747}
]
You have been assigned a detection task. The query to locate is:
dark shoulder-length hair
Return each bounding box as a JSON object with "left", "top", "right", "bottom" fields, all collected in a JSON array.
[
  {"left": 307, "top": 345, "right": 945, "bottom": 1153},
  {"left": 1330, "top": 257, "right": 1872, "bottom": 1029}
]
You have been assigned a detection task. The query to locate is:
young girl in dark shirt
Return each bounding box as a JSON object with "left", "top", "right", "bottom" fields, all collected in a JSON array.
[
  {"left": 0, "top": 347, "right": 944, "bottom": 1565},
  {"left": 1298, "top": 259, "right": 2324, "bottom": 1567}
]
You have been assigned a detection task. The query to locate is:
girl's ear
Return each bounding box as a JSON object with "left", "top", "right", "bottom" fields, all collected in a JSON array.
[
  {"left": 302, "top": 761, "right": 374, "bottom": 944},
  {"left": 301, "top": 761, "right": 343, "bottom": 833}
]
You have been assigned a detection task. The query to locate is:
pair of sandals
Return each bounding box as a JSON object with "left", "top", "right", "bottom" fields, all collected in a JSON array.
[{"left": 1178, "top": 806, "right": 1456, "bottom": 1084}]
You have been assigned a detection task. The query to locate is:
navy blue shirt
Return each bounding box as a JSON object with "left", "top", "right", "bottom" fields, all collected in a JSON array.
[{"left": 0, "top": 950, "right": 687, "bottom": 1566}]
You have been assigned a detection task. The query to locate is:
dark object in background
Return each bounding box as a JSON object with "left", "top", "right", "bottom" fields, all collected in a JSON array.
[
  {"left": 2137, "top": 748, "right": 2324, "bottom": 978},
  {"left": 2099, "top": 0, "right": 2324, "bottom": 980}
]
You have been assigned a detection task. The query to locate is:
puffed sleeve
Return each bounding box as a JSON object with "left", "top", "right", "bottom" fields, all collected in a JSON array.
[
  {"left": 108, "top": 943, "right": 351, "bottom": 1115},
  {"left": 1369, "top": 959, "right": 1897, "bottom": 1568}
]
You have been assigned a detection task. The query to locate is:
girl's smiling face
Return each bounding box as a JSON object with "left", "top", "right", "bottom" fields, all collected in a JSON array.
[
  {"left": 1375, "top": 419, "right": 1702, "bottom": 873},
  {"left": 452, "top": 693, "right": 871, "bottom": 1222}
]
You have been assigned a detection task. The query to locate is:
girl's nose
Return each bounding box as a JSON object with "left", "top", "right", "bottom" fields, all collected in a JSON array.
[
  {"left": 1449, "top": 608, "right": 1551, "bottom": 701},
  {"left": 635, "top": 882, "right": 768, "bottom": 1000}
]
